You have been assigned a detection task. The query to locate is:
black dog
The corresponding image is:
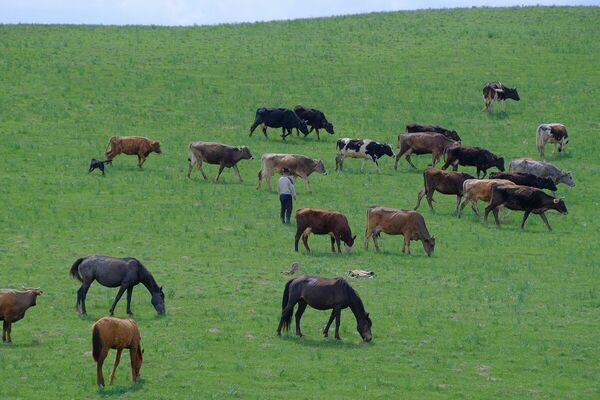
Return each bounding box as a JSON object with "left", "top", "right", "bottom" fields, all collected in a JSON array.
[{"left": 89, "top": 159, "right": 111, "bottom": 175}]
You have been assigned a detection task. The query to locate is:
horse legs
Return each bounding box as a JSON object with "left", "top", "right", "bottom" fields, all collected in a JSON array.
[
  {"left": 79, "top": 281, "right": 92, "bottom": 315},
  {"left": 126, "top": 287, "right": 134, "bottom": 315},
  {"left": 334, "top": 308, "right": 342, "bottom": 340},
  {"left": 96, "top": 348, "right": 108, "bottom": 388},
  {"left": 295, "top": 300, "right": 307, "bottom": 337},
  {"left": 130, "top": 346, "right": 140, "bottom": 382},
  {"left": 109, "top": 348, "right": 122, "bottom": 385},
  {"left": 109, "top": 285, "right": 129, "bottom": 316},
  {"left": 323, "top": 310, "right": 335, "bottom": 337}
]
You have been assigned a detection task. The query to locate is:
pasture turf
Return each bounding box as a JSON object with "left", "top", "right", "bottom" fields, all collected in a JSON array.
[{"left": 1, "top": 6, "right": 599, "bottom": 399}]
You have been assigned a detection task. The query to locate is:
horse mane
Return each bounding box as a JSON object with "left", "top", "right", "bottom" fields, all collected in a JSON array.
[
  {"left": 337, "top": 279, "right": 366, "bottom": 315},
  {"left": 132, "top": 258, "right": 160, "bottom": 292}
]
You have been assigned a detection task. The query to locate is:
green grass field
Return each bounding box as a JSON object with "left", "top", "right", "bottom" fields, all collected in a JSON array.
[{"left": 1, "top": 6, "right": 599, "bottom": 399}]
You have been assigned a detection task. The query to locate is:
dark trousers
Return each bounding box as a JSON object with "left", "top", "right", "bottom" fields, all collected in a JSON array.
[{"left": 279, "top": 194, "right": 293, "bottom": 223}]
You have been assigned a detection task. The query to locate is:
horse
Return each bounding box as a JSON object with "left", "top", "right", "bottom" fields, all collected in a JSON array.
[
  {"left": 70, "top": 255, "right": 165, "bottom": 316},
  {"left": 92, "top": 316, "right": 143, "bottom": 388},
  {"left": 276, "top": 275, "right": 372, "bottom": 342}
]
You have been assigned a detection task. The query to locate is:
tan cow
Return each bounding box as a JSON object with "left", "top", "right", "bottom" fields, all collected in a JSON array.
[
  {"left": 257, "top": 153, "right": 327, "bottom": 192},
  {"left": 457, "top": 179, "right": 516, "bottom": 218},
  {"left": 187, "top": 141, "right": 253, "bottom": 182},
  {"left": 105, "top": 136, "right": 162, "bottom": 168},
  {"left": 394, "top": 132, "right": 459, "bottom": 170},
  {"left": 364, "top": 206, "right": 435, "bottom": 256}
]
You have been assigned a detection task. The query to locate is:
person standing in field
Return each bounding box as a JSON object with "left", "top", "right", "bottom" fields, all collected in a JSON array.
[{"left": 278, "top": 167, "right": 296, "bottom": 224}]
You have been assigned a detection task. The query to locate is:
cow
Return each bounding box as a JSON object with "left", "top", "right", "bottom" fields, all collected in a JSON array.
[
  {"left": 187, "top": 141, "right": 253, "bottom": 182},
  {"left": 509, "top": 158, "right": 575, "bottom": 187},
  {"left": 257, "top": 153, "right": 327, "bottom": 193},
  {"left": 249, "top": 108, "right": 309, "bottom": 140},
  {"left": 89, "top": 158, "right": 112, "bottom": 175},
  {"left": 536, "top": 123, "right": 569, "bottom": 157},
  {"left": 414, "top": 168, "right": 475, "bottom": 213},
  {"left": 294, "top": 208, "right": 356, "bottom": 254},
  {"left": 364, "top": 206, "right": 435, "bottom": 256},
  {"left": 457, "top": 179, "right": 516, "bottom": 218},
  {"left": 105, "top": 136, "right": 162, "bottom": 168},
  {"left": 406, "top": 123, "right": 461, "bottom": 142},
  {"left": 484, "top": 185, "right": 568, "bottom": 230},
  {"left": 394, "top": 132, "right": 459, "bottom": 170},
  {"left": 335, "top": 138, "right": 394, "bottom": 173},
  {"left": 483, "top": 81, "right": 520, "bottom": 112},
  {"left": 489, "top": 172, "right": 558, "bottom": 192},
  {"left": 442, "top": 146, "right": 505, "bottom": 178},
  {"left": 0, "top": 288, "right": 43, "bottom": 344},
  {"left": 293, "top": 105, "right": 334, "bottom": 140}
]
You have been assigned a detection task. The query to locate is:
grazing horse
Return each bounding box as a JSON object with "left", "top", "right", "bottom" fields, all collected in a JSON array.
[
  {"left": 276, "top": 276, "right": 372, "bottom": 342},
  {"left": 70, "top": 255, "right": 165, "bottom": 316},
  {"left": 92, "top": 316, "right": 143, "bottom": 388}
]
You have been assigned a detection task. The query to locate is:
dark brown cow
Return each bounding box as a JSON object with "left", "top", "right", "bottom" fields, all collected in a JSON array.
[
  {"left": 406, "top": 124, "right": 461, "bottom": 142},
  {"left": 489, "top": 172, "right": 558, "bottom": 191},
  {"left": 364, "top": 206, "right": 435, "bottom": 256},
  {"left": 394, "top": 132, "right": 459, "bottom": 170},
  {"left": 414, "top": 168, "right": 475, "bottom": 213},
  {"left": 0, "top": 288, "right": 42, "bottom": 343},
  {"left": 442, "top": 146, "right": 505, "bottom": 178},
  {"left": 294, "top": 208, "right": 356, "bottom": 253},
  {"left": 105, "top": 136, "right": 162, "bottom": 168},
  {"left": 187, "top": 141, "right": 253, "bottom": 182}
]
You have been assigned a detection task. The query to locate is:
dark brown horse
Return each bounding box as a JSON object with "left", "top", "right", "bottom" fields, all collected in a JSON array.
[{"left": 276, "top": 275, "right": 372, "bottom": 342}]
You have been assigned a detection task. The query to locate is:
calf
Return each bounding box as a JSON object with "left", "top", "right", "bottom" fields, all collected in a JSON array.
[
  {"left": 442, "top": 146, "right": 505, "bottom": 178},
  {"left": 89, "top": 159, "right": 112, "bottom": 175},
  {"left": 489, "top": 172, "right": 558, "bottom": 192},
  {"left": 483, "top": 81, "right": 520, "bottom": 112},
  {"left": 484, "top": 185, "right": 567, "bottom": 230},
  {"left": 187, "top": 141, "right": 253, "bottom": 182},
  {"left": 0, "top": 288, "right": 43, "bottom": 343},
  {"left": 105, "top": 136, "right": 162, "bottom": 168},
  {"left": 250, "top": 108, "right": 309, "bottom": 140},
  {"left": 406, "top": 123, "right": 461, "bottom": 142},
  {"left": 394, "top": 132, "right": 458, "bottom": 170},
  {"left": 457, "top": 179, "right": 516, "bottom": 218},
  {"left": 364, "top": 206, "right": 435, "bottom": 256},
  {"left": 509, "top": 158, "right": 575, "bottom": 187},
  {"left": 258, "top": 153, "right": 327, "bottom": 193},
  {"left": 335, "top": 138, "right": 394, "bottom": 173},
  {"left": 294, "top": 208, "right": 356, "bottom": 253},
  {"left": 414, "top": 168, "right": 475, "bottom": 213},
  {"left": 536, "top": 123, "right": 569, "bottom": 157},
  {"left": 293, "top": 105, "right": 334, "bottom": 140}
]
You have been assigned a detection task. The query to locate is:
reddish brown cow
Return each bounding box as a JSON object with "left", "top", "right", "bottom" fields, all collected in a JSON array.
[
  {"left": 0, "top": 288, "right": 43, "bottom": 343},
  {"left": 294, "top": 208, "right": 356, "bottom": 254},
  {"left": 414, "top": 168, "right": 475, "bottom": 213},
  {"left": 394, "top": 132, "right": 458, "bottom": 170},
  {"left": 105, "top": 136, "right": 162, "bottom": 168},
  {"left": 187, "top": 141, "right": 253, "bottom": 181}
]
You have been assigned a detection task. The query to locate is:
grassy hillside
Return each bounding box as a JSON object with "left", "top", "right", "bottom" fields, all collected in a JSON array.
[{"left": 1, "top": 6, "right": 599, "bottom": 399}]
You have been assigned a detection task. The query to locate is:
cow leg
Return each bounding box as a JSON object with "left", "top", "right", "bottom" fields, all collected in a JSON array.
[
  {"left": 414, "top": 188, "right": 426, "bottom": 210},
  {"left": 302, "top": 228, "right": 312, "bottom": 253},
  {"left": 364, "top": 228, "right": 372, "bottom": 250},
  {"left": 431, "top": 153, "right": 439, "bottom": 167},
  {"left": 198, "top": 161, "right": 208, "bottom": 180},
  {"left": 109, "top": 285, "right": 129, "bottom": 316},
  {"left": 452, "top": 161, "right": 459, "bottom": 171},
  {"left": 501, "top": 100, "right": 505, "bottom": 112},
  {"left": 96, "top": 348, "right": 108, "bottom": 388},
  {"left": 330, "top": 235, "right": 336, "bottom": 252},
  {"left": 539, "top": 211, "right": 552, "bottom": 231},
  {"left": 249, "top": 120, "right": 260, "bottom": 136},
  {"left": 294, "top": 300, "right": 307, "bottom": 337},
  {"left": 471, "top": 200, "right": 480, "bottom": 216},
  {"left": 262, "top": 126, "right": 268, "bottom": 138},
  {"left": 2, "top": 321, "right": 6, "bottom": 342},
  {"left": 294, "top": 227, "right": 302, "bottom": 252},
  {"left": 233, "top": 165, "right": 243, "bottom": 182},
  {"left": 405, "top": 152, "right": 417, "bottom": 169},
  {"left": 374, "top": 158, "right": 381, "bottom": 173},
  {"left": 126, "top": 286, "right": 134, "bottom": 315},
  {"left": 315, "top": 128, "right": 320, "bottom": 140},
  {"left": 334, "top": 308, "right": 342, "bottom": 340},
  {"left": 305, "top": 177, "right": 313, "bottom": 193},
  {"left": 402, "top": 235, "right": 411, "bottom": 254},
  {"left": 323, "top": 310, "right": 336, "bottom": 337},
  {"left": 215, "top": 164, "right": 226, "bottom": 181},
  {"left": 266, "top": 174, "right": 273, "bottom": 191},
  {"left": 492, "top": 208, "right": 500, "bottom": 225},
  {"left": 109, "top": 348, "right": 122, "bottom": 385},
  {"left": 520, "top": 210, "right": 532, "bottom": 229},
  {"left": 457, "top": 196, "right": 468, "bottom": 218},
  {"left": 138, "top": 155, "right": 146, "bottom": 168},
  {"left": 360, "top": 159, "right": 366, "bottom": 173},
  {"left": 335, "top": 236, "right": 342, "bottom": 254},
  {"left": 454, "top": 195, "right": 462, "bottom": 215}
]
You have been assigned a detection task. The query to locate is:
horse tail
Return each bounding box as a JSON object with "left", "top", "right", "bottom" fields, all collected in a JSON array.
[
  {"left": 70, "top": 257, "right": 85, "bottom": 282},
  {"left": 280, "top": 279, "right": 294, "bottom": 331},
  {"left": 92, "top": 324, "right": 102, "bottom": 362}
]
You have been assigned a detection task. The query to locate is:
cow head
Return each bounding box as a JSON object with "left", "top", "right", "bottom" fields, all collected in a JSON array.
[
  {"left": 152, "top": 141, "right": 162, "bottom": 154},
  {"left": 151, "top": 286, "right": 166, "bottom": 314},
  {"left": 422, "top": 236, "right": 435, "bottom": 257},
  {"left": 238, "top": 146, "right": 253, "bottom": 160},
  {"left": 449, "top": 130, "right": 461, "bottom": 142},
  {"left": 382, "top": 144, "right": 395, "bottom": 157},
  {"left": 298, "top": 120, "right": 309, "bottom": 135},
  {"left": 314, "top": 160, "right": 327, "bottom": 175},
  {"left": 560, "top": 171, "right": 575, "bottom": 187},
  {"left": 506, "top": 87, "right": 520, "bottom": 101},
  {"left": 552, "top": 198, "right": 568, "bottom": 214},
  {"left": 538, "top": 177, "right": 558, "bottom": 192},
  {"left": 495, "top": 157, "right": 505, "bottom": 171},
  {"left": 325, "top": 122, "right": 335, "bottom": 135},
  {"left": 344, "top": 235, "right": 357, "bottom": 253},
  {"left": 558, "top": 137, "right": 569, "bottom": 153}
]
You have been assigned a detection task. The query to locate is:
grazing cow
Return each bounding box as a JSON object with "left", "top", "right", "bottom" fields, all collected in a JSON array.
[
  {"left": 294, "top": 208, "right": 356, "bottom": 253},
  {"left": 364, "top": 206, "right": 435, "bottom": 256},
  {"left": 484, "top": 185, "right": 568, "bottom": 230},
  {"left": 335, "top": 138, "right": 394, "bottom": 173},
  {"left": 0, "top": 288, "right": 42, "bottom": 343},
  {"left": 536, "top": 123, "right": 569, "bottom": 157},
  {"left": 187, "top": 141, "right": 253, "bottom": 182},
  {"left": 105, "top": 136, "right": 162, "bottom": 168},
  {"left": 509, "top": 158, "right": 575, "bottom": 187},
  {"left": 442, "top": 146, "right": 505, "bottom": 178},
  {"left": 257, "top": 153, "right": 327, "bottom": 193},
  {"left": 249, "top": 108, "right": 309, "bottom": 140},
  {"left": 293, "top": 105, "right": 334, "bottom": 140},
  {"left": 414, "top": 168, "right": 475, "bottom": 213},
  {"left": 89, "top": 159, "right": 112, "bottom": 175},
  {"left": 406, "top": 123, "right": 461, "bottom": 142},
  {"left": 483, "top": 81, "right": 520, "bottom": 112},
  {"left": 457, "top": 179, "right": 516, "bottom": 218},
  {"left": 394, "top": 132, "right": 459, "bottom": 170},
  {"left": 489, "top": 172, "right": 558, "bottom": 192}
]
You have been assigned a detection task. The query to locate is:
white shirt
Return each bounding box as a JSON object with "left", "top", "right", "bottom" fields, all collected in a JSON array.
[{"left": 278, "top": 175, "right": 296, "bottom": 196}]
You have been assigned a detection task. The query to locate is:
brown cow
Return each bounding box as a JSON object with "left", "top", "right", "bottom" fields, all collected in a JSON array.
[
  {"left": 414, "top": 168, "right": 475, "bottom": 213},
  {"left": 0, "top": 288, "right": 42, "bottom": 343},
  {"left": 187, "top": 141, "right": 253, "bottom": 182},
  {"left": 294, "top": 208, "right": 356, "bottom": 253},
  {"left": 457, "top": 179, "right": 516, "bottom": 218},
  {"left": 394, "top": 132, "right": 458, "bottom": 170},
  {"left": 258, "top": 153, "right": 327, "bottom": 193},
  {"left": 105, "top": 136, "right": 162, "bottom": 168},
  {"left": 364, "top": 206, "right": 435, "bottom": 256}
]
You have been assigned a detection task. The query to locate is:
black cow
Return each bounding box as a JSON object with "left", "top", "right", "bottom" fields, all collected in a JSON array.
[
  {"left": 406, "top": 124, "right": 461, "bottom": 142},
  {"left": 293, "top": 105, "right": 334, "bottom": 140},
  {"left": 88, "top": 159, "right": 112, "bottom": 175},
  {"left": 250, "top": 108, "right": 309, "bottom": 140},
  {"left": 442, "top": 146, "right": 505, "bottom": 178},
  {"left": 489, "top": 172, "right": 558, "bottom": 192},
  {"left": 483, "top": 82, "right": 520, "bottom": 112},
  {"left": 484, "top": 185, "right": 567, "bottom": 231},
  {"left": 335, "top": 138, "right": 394, "bottom": 173}
]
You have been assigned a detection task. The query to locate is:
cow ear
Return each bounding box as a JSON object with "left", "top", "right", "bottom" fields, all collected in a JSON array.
[{"left": 352, "top": 235, "right": 357, "bottom": 241}]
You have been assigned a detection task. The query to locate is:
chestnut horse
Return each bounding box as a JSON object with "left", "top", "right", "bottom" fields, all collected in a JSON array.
[
  {"left": 276, "top": 275, "right": 372, "bottom": 342},
  {"left": 92, "top": 316, "right": 143, "bottom": 388}
]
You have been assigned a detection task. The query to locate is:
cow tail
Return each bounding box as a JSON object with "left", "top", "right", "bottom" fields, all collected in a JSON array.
[
  {"left": 258, "top": 170, "right": 262, "bottom": 180},
  {"left": 92, "top": 324, "right": 102, "bottom": 362},
  {"left": 105, "top": 137, "right": 114, "bottom": 154},
  {"left": 535, "top": 125, "right": 545, "bottom": 153},
  {"left": 70, "top": 257, "right": 85, "bottom": 282},
  {"left": 280, "top": 279, "right": 294, "bottom": 331}
]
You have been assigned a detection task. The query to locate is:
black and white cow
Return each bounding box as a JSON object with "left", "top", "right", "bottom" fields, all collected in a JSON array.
[
  {"left": 483, "top": 82, "right": 520, "bottom": 112},
  {"left": 536, "top": 123, "right": 569, "bottom": 157},
  {"left": 335, "top": 138, "right": 394, "bottom": 173}
]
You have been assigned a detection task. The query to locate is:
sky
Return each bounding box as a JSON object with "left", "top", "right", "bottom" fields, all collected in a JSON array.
[{"left": 0, "top": 0, "right": 597, "bottom": 26}]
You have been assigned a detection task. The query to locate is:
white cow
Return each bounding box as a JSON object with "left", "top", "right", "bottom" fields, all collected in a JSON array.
[
  {"left": 536, "top": 123, "right": 569, "bottom": 157},
  {"left": 509, "top": 158, "right": 575, "bottom": 187}
]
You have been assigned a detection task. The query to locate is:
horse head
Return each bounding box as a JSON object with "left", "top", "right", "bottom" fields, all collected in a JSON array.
[
  {"left": 151, "top": 286, "right": 166, "bottom": 314},
  {"left": 357, "top": 312, "right": 372, "bottom": 342}
]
